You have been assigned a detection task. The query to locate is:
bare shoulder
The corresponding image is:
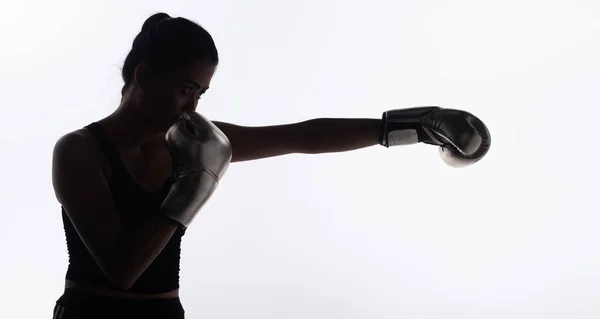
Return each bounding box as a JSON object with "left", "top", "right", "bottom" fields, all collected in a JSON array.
[
  {"left": 53, "top": 128, "right": 96, "bottom": 156},
  {"left": 51, "top": 127, "right": 110, "bottom": 204},
  {"left": 53, "top": 128, "right": 105, "bottom": 173}
]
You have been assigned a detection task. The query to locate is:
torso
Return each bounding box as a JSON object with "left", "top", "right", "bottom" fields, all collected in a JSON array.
[
  {"left": 90, "top": 118, "right": 174, "bottom": 192},
  {"left": 117, "top": 140, "right": 173, "bottom": 194},
  {"left": 64, "top": 124, "right": 177, "bottom": 300}
]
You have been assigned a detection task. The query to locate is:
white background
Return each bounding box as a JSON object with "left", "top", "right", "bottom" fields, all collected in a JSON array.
[{"left": 1, "top": 0, "right": 599, "bottom": 318}]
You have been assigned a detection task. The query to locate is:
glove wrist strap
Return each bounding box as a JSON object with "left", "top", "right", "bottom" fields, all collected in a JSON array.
[{"left": 379, "top": 106, "right": 440, "bottom": 147}]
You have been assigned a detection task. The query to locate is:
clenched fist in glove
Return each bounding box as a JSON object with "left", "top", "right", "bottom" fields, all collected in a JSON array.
[
  {"left": 160, "top": 111, "right": 233, "bottom": 229},
  {"left": 379, "top": 107, "right": 491, "bottom": 167}
]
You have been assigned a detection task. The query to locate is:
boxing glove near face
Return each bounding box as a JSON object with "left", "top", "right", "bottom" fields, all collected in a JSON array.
[
  {"left": 160, "top": 111, "right": 232, "bottom": 228},
  {"left": 380, "top": 107, "right": 491, "bottom": 168}
]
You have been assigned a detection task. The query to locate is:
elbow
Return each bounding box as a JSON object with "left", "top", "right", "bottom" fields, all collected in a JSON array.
[
  {"left": 118, "top": 283, "right": 134, "bottom": 291},
  {"left": 104, "top": 266, "right": 136, "bottom": 291},
  {"left": 108, "top": 274, "right": 135, "bottom": 291},
  {"left": 93, "top": 249, "right": 141, "bottom": 291},
  {"left": 296, "top": 120, "right": 326, "bottom": 154}
]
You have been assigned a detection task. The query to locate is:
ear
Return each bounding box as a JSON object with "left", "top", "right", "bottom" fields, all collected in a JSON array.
[{"left": 133, "top": 62, "right": 151, "bottom": 91}]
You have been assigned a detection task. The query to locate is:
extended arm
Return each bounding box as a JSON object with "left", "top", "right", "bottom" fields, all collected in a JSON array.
[
  {"left": 214, "top": 106, "right": 491, "bottom": 167},
  {"left": 213, "top": 118, "right": 381, "bottom": 162}
]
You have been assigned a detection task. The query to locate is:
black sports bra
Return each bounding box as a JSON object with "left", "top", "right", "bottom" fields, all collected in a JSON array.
[{"left": 61, "top": 122, "right": 185, "bottom": 293}]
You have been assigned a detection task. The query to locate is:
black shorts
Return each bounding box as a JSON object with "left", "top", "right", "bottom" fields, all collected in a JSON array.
[{"left": 52, "top": 289, "right": 185, "bottom": 319}]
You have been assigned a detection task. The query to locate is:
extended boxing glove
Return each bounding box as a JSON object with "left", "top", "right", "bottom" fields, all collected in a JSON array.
[
  {"left": 379, "top": 106, "right": 491, "bottom": 167},
  {"left": 160, "top": 111, "right": 232, "bottom": 229}
]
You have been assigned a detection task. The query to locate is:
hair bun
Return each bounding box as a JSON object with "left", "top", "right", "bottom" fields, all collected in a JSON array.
[{"left": 141, "top": 12, "right": 172, "bottom": 33}]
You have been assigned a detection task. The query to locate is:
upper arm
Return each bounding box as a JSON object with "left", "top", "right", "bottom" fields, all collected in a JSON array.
[
  {"left": 52, "top": 130, "right": 125, "bottom": 286},
  {"left": 213, "top": 121, "right": 308, "bottom": 162}
]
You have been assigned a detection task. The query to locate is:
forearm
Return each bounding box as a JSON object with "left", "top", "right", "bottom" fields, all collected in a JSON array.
[
  {"left": 214, "top": 118, "right": 383, "bottom": 162},
  {"left": 299, "top": 118, "right": 382, "bottom": 154},
  {"left": 112, "top": 214, "right": 178, "bottom": 290}
]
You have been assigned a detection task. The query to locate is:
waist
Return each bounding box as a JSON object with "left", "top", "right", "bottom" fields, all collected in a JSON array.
[{"left": 65, "top": 279, "right": 179, "bottom": 300}]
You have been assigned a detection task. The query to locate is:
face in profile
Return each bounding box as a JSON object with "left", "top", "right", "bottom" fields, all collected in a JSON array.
[{"left": 138, "top": 62, "right": 216, "bottom": 131}]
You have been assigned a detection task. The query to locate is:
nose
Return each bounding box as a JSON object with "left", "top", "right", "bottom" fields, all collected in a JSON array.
[{"left": 184, "top": 97, "right": 199, "bottom": 113}]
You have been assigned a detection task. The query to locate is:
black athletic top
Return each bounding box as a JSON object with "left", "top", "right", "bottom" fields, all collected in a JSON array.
[{"left": 61, "top": 122, "right": 185, "bottom": 294}]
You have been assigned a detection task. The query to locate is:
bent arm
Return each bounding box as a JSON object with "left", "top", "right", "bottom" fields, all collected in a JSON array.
[
  {"left": 213, "top": 118, "right": 382, "bottom": 162},
  {"left": 52, "top": 131, "right": 178, "bottom": 291}
]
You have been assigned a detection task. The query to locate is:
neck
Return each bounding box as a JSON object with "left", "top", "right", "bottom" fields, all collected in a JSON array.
[{"left": 102, "top": 98, "right": 165, "bottom": 148}]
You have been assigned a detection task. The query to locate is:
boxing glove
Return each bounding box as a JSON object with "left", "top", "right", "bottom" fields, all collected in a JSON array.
[
  {"left": 160, "top": 111, "right": 232, "bottom": 229},
  {"left": 379, "top": 106, "right": 491, "bottom": 167}
]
